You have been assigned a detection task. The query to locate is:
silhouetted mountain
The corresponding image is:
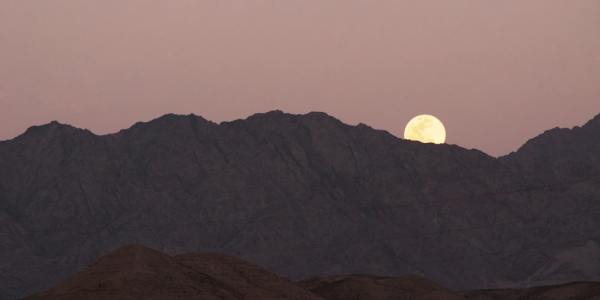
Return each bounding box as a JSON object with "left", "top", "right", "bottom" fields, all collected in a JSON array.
[
  {"left": 502, "top": 113, "right": 600, "bottom": 182},
  {"left": 1, "top": 111, "right": 599, "bottom": 299},
  {"left": 24, "top": 245, "right": 324, "bottom": 300}
]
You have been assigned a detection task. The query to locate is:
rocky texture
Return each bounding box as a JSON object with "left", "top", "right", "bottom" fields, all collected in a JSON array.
[
  {"left": 1, "top": 111, "right": 600, "bottom": 299},
  {"left": 26, "top": 246, "right": 600, "bottom": 300},
  {"left": 502, "top": 114, "right": 600, "bottom": 183},
  {"left": 24, "top": 245, "right": 324, "bottom": 300},
  {"left": 498, "top": 114, "right": 600, "bottom": 287},
  {"left": 300, "top": 274, "right": 466, "bottom": 300}
]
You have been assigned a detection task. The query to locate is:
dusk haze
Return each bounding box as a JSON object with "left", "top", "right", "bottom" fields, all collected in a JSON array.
[
  {"left": 1, "top": 1, "right": 599, "bottom": 155},
  {"left": 2, "top": 1, "right": 600, "bottom": 300}
]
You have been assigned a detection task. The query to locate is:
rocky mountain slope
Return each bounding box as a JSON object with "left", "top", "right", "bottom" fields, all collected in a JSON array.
[
  {"left": 24, "top": 245, "right": 324, "bottom": 300},
  {"left": 1, "top": 111, "right": 599, "bottom": 299},
  {"left": 25, "top": 245, "right": 600, "bottom": 300}
]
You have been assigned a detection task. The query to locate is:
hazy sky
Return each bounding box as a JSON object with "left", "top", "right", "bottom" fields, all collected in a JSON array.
[{"left": 1, "top": 1, "right": 599, "bottom": 156}]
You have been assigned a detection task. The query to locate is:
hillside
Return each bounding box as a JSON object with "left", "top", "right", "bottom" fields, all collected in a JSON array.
[
  {"left": 24, "top": 245, "right": 324, "bottom": 300},
  {"left": 0, "top": 111, "right": 599, "bottom": 299}
]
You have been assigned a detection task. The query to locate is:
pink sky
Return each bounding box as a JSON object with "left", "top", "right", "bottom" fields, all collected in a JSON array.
[{"left": 1, "top": 1, "right": 599, "bottom": 156}]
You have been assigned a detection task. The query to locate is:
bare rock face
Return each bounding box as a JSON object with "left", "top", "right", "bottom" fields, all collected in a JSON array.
[
  {"left": 24, "top": 245, "right": 324, "bottom": 300},
  {"left": 502, "top": 113, "right": 600, "bottom": 182},
  {"left": 300, "top": 274, "right": 466, "bottom": 300},
  {"left": 1, "top": 111, "right": 600, "bottom": 299},
  {"left": 499, "top": 113, "right": 600, "bottom": 287}
]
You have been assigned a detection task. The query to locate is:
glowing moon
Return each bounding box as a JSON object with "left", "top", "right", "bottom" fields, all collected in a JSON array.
[{"left": 404, "top": 114, "right": 446, "bottom": 144}]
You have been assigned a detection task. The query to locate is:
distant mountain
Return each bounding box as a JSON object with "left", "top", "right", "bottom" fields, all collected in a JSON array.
[
  {"left": 502, "top": 113, "right": 600, "bottom": 182},
  {"left": 1, "top": 111, "right": 599, "bottom": 299},
  {"left": 24, "top": 245, "right": 324, "bottom": 300}
]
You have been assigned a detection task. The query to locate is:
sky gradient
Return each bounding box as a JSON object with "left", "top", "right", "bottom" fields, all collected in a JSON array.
[{"left": 1, "top": 1, "right": 599, "bottom": 156}]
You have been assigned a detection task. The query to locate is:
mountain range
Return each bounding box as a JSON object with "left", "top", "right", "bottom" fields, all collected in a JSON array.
[{"left": 1, "top": 110, "right": 599, "bottom": 299}]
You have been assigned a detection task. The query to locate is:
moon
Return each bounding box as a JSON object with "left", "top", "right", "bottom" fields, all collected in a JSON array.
[{"left": 404, "top": 114, "right": 446, "bottom": 144}]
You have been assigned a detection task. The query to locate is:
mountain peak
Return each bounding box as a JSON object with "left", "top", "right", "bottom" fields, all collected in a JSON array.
[
  {"left": 506, "top": 113, "right": 600, "bottom": 158},
  {"left": 26, "top": 245, "right": 324, "bottom": 300},
  {"left": 119, "top": 113, "right": 213, "bottom": 136},
  {"left": 583, "top": 112, "right": 600, "bottom": 129},
  {"left": 27, "top": 120, "right": 75, "bottom": 131},
  {"left": 146, "top": 113, "right": 210, "bottom": 125},
  {"left": 18, "top": 120, "right": 92, "bottom": 140},
  {"left": 243, "top": 110, "right": 338, "bottom": 122},
  {"left": 249, "top": 111, "right": 345, "bottom": 129}
]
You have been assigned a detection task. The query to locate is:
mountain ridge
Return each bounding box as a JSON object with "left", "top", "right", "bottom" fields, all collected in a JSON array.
[
  {"left": 2, "top": 111, "right": 489, "bottom": 158},
  {"left": 5, "top": 110, "right": 599, "bottom": 157},
  {"left": 0, "top": 110, "right": 599, "bottom": 299}
]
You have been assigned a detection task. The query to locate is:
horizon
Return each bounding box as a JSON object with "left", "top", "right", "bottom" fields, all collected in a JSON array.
[
  {"left": 3, "top": 2, "right": 600, "bottom": 299},
  {"left": 1, "top": 1, "right": 599, "bottom": 156},
  {"left": 3, "top": 109, "right": 599, "bottom": 157}
]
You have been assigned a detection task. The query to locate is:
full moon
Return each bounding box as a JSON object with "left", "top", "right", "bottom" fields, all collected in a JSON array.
[{"left": 404, "top": 114, "right": 446, "bottom": 144}]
